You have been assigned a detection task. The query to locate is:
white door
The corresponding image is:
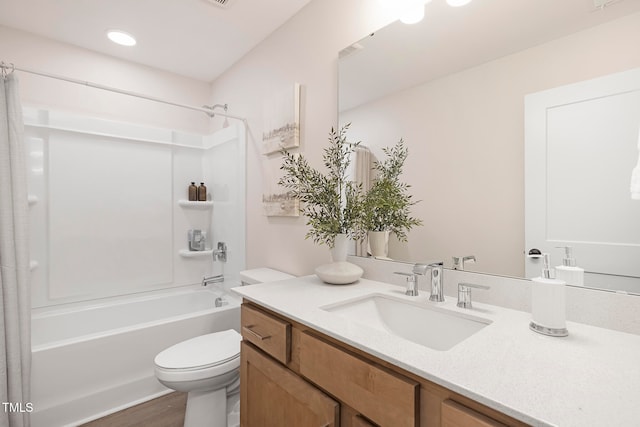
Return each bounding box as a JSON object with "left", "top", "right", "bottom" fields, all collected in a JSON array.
[{"left": 525, "top": 68, "right": 640, "bottom": 292}]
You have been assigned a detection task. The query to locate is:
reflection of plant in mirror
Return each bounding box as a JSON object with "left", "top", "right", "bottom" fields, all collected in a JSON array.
[
  {"left": 362, "top": 139, "right": 422, "bottom": 241},
  {"left": 278, "top": 124, "right": 364, "bottom": 247}
]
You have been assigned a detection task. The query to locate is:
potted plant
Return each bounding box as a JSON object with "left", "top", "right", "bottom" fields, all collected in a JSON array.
[
  {"left": 279, "top": 124, "right": 364, "bottom": 267},
  {"left": 361, "top": 139, "right": 422, "bottom": 258}
]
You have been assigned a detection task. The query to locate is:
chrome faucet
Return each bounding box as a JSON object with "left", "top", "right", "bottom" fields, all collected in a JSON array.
[
  {"left": 452, "top": 255, "right": 476, "bottom": 270},
  {"left": 457, "top": 282, "right": 490, "bottom": 309},
  {"left": 427, "top": 262, "right": 444, "bottom": 302},
  {"left": 202, "top": 274, "right": 224, "bottom": 286},
  {"left": 394, "top": 263, "right": 428, "bottom": 296}
]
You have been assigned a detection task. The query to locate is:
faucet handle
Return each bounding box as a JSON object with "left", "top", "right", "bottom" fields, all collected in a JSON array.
[
  {"left": 412, "top": 263, "right": 428, "bottom": 275},
  {"left": 452, "top": 255, "right": 476, "bottom": 270},
  {"left": 457, "top": 282, "right": 490, "bottom": 309},
  {"left": 394, "top": 271, "right": 418, "bottom": 296}
]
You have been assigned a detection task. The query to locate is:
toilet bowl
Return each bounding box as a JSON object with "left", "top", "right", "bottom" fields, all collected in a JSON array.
[
  {"left": 154, "top": 329, "right": 241, "bottom": 427},
  {"left": 154, "top": 268, "right": 295, "bottom": 426}
]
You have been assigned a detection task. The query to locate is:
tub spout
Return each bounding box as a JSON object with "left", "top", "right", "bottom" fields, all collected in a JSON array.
[{"left": 202, "top": 274, "right": 224, "bottom": 286}]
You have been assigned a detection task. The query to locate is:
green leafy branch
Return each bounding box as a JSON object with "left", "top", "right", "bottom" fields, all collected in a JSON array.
[
  {"left": 279, "top": 124, "right": 364, "bottom": 247},
  {"left": 361, "top": 139, "right": 422, "bottom": 241}
]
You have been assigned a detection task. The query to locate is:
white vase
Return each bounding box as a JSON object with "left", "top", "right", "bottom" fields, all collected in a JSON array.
[
  {"left": 330, "top": 233, "right": 349, "bottom": 262},
  {"left": 368, "top": 230, "right": 389, "bottom": 259},
  {"left": 315, "top": 233, "right": 363, "bottom": 285}
]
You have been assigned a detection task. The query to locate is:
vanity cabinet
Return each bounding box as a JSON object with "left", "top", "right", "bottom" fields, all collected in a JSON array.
[
  {"left": 240, "top": 341, "right": 339, "bottom": 426},
  {"left": 240, "top": 302, "right": 528, "bottom": 427}
]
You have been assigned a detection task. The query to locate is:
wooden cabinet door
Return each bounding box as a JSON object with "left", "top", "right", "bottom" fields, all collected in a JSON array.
[
  {"left": 240, "top": 341, "right": 339, "bottom": 427},
  {"left": 299, "top": 332, "right": 418, "bottom": 427}
]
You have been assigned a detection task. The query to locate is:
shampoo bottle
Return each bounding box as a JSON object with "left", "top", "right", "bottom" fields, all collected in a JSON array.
[
  {"left": 555, "top": 246, "right": 584, "bottom": 286},
  {"left": 197, "top": 182, "right": 207, "bottom": 201},
  {"left": 188, "top": 182, "right": 197, "bottom": 201},
  {"left": 530, "top": 253, "right": 568, "bottom": 337}
]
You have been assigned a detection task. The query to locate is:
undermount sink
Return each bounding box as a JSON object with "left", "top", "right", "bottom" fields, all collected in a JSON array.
[{"left": 322, "top": 294, "right": 491, "bottom": 351}]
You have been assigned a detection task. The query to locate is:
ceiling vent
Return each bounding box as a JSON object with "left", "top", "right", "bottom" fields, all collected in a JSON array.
[
  {"left": 204, "top": 0, "right": 234, "bottom": 8},
  {"left": 339, "top": 43, "right": 364, "bottom": 59}
]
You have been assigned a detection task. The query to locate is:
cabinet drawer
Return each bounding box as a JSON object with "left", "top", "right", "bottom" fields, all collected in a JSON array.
[
  {"left": 442, "top": 399, "right": 507, "bottom": 427},
  {"left": 299, "top": 332, "right": 418, "bottom": 427},
  {"left": 241, "top": 304, "right": 290, "bottom": 364}
]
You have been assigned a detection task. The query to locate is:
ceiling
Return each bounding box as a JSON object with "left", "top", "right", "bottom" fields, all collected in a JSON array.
[{"left": 0, "top": 0, "right": 311, "bottom": 82}]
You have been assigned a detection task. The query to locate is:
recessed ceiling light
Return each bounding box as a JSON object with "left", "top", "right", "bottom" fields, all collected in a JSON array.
[{"left": 106, "top": 30, "right": 137, "bottom": 47}]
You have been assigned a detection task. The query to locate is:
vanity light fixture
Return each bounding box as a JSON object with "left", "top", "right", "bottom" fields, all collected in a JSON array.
[
  {"left": 106, "top": 30, "right": 137, "bottom": 47},
  {"left": 399, "top": 0, "right": 429, "bottom": 24},
  {"left": 379, "top": 0, "right": 433, "bottom": 25},
  {"left": 379, "top": 0, "right": 470, "bottom": 24}
]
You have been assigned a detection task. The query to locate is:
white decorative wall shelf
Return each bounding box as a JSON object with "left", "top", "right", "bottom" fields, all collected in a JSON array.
[
  {"left": 178, "top": 200, "right": 213, "bottom": 208},
  {"left": 179, "top": 249, "right": 213, "bottom": 258}
]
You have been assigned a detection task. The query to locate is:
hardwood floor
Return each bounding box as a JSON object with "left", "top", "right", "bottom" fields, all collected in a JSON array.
[{"left": 80, "top": 392, "right": 187, "bottom": 427}]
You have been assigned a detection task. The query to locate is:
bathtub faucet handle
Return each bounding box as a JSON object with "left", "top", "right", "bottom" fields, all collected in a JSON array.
[{"left": 213, "top": 242, "right": 227, "bottom": 263}]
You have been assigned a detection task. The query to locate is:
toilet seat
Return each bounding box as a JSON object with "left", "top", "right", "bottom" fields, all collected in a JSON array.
[{"left": 154, "top": 330, "right": 241, "bottom": 383}]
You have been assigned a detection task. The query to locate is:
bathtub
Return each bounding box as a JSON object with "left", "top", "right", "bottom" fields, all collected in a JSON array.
[{"left": 31, "top": 286, "right": 241, "bottom": 427}]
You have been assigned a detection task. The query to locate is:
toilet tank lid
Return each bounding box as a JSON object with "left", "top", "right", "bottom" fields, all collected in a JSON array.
[
  {"left": 154, "top": 329, "right": 241, "bottom": 370},
  {"left": 239, "top": 268, "right": 295, "bottom": 285}
]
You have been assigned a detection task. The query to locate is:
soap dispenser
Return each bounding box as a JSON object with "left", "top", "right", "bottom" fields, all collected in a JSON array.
[
  {"left": 530, "top": 253, "right": 568, "bottom": 337},
  {"left": 555, "top": 246, "right": 584, "bottom": 287}
]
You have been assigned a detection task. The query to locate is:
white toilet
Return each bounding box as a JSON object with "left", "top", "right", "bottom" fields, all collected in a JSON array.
[
  {"left": 154, "top": 329, "right": 241, "bottom": 427},
  {"left": 154, "top": 268, "right": 294, "bottom": 427}
]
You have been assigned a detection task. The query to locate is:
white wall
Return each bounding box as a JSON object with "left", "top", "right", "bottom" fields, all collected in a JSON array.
[
  {"left": 210, "top": 3, "right": 640, "bottom": 277},
  {"left": 0, "top": 25, "right": 211, "bottom": 134},
  {"left": 209, "top": 0, "right": 394, "bottom": 276}
]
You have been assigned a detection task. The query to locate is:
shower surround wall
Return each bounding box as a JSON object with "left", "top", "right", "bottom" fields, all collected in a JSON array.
[{"left": 26, "top": 107, "right": 246, "bottom": 307}]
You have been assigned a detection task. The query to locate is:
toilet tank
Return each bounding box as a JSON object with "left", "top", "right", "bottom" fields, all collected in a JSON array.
[{"left": 239, "top": 268, "right": 295, "bottom": 286}]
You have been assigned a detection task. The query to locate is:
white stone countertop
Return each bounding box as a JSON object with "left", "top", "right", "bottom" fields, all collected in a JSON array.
[{"left": 232, "top": 276, "right": 640, "bottom": 427}]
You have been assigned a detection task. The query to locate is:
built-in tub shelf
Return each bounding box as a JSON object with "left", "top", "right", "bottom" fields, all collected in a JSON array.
[
  {"left": 178, "top": 200, "right": 213, "bottom": 209},
  {"left": 30, "top": 260, "right": 38, "bottom": 271},
  {"left": 179, "top": 249, "right": 213, "bottom": 258},
  {"left": 28, "top": 195, "right": 39, "bottom": 206}
]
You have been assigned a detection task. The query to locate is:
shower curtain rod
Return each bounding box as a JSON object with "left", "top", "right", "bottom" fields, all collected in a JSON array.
[{"left": 0, "top": 61, "right": 245, "bottom": 122}]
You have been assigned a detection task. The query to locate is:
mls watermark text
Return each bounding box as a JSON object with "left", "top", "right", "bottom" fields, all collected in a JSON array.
[{"left": 2, "top": 402, "right": 33, "bottom": 413}]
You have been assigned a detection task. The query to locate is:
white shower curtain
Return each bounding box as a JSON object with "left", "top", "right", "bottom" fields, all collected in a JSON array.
[{"left": 0, "top": 73, "right": 31, "bottom": 427}]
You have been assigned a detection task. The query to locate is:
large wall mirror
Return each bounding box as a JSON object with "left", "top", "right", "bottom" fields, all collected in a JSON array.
[{"left": 339, "top": 0, "right": 640, "bottom": 294}]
